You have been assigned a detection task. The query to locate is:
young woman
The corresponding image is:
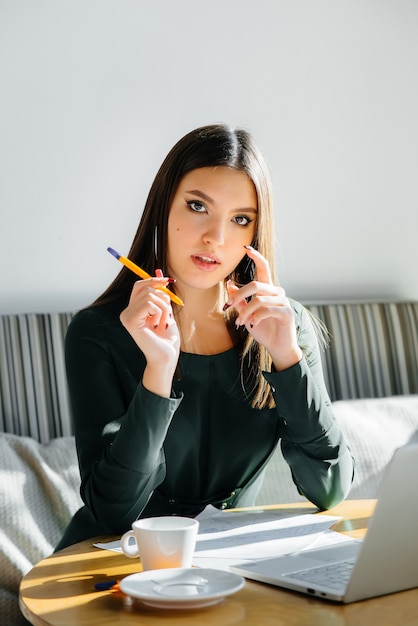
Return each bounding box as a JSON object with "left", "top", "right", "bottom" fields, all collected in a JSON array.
[{"left": 57, "top": 124, "right": 354, "bottom": 549}]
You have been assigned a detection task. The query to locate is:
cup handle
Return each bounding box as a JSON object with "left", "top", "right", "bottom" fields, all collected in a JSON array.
[{"left": 120, "top": 529, "right": 140, "bottom": 558}]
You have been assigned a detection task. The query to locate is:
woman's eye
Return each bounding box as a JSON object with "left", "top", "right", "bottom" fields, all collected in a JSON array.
[
  {"left": 233, "top": 215, "right": 252, "bottom": 226},
  {"left": 187, "top": 201, "right": 206, "bottom": 213}
]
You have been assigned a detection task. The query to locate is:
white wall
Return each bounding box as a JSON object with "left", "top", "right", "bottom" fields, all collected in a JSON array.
[{"left": 1, "top": 0, "right": 417, "bottom": 313}]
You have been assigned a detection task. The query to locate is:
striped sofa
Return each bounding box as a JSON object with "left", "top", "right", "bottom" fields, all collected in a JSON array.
[
  {"left": 1, "top": 301, "right": 418, "bottom": 624},
  {"left": 2, "top": 302, "right": 417, "bottom": 441}
]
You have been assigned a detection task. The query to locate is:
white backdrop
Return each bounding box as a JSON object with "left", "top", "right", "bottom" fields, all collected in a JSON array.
[{"left": 1, "top": 0, "right": 417, "bottom": 313}]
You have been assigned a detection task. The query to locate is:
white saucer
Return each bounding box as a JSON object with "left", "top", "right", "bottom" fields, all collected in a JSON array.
[{"left": 119, "top": 568, "right": 245, "bottom": 609}]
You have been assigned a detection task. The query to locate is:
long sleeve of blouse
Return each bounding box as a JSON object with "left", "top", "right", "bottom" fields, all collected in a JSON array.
[
  {"left": 64, "top": 300, "right": 354, "bottom": 541},
  {"left": 263, "top": 303, "right": 354, "bottom": 509},
  {"left": 65, "top": 306, "right": 183, "bottom": 534},
  {"left": 264, "top": 360, "right": 354, "bottom": 510}
]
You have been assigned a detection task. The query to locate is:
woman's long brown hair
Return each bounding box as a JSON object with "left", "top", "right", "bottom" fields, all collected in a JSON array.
[{"left": 93, "top": 124, "right": 277, "bottom": 408}]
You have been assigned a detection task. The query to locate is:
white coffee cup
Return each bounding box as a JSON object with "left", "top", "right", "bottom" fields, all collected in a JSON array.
[{"left": 120, "top": 516, "right": 199, "bottom": 570}]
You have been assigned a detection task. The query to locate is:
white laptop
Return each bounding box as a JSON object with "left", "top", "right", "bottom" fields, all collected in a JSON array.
[{"left": 231, "top": 442, "right": 418, "bottom": 603}]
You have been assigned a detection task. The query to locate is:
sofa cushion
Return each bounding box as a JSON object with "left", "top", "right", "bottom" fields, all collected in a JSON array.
[
  {"left": 332, "top": 394, "right": 418, "bottom": 498},
  {"left": 306, "top": 302, "right": 418, "bottom": 400},
  {"left": 0, "top": 312, "right": 73, "bottom": 443},
  {"left": 258, "top": 395, "right": 418, "bottom": 504},
  {"left": 0, "top": 433, "right": 82, "bottom": 625}
]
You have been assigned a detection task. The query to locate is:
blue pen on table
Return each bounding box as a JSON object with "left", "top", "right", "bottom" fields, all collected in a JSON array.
[{"left": 94, "top": 579, "right": 120, "bottom": 591}]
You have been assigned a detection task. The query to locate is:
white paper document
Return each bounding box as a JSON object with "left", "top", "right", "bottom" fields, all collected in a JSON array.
[
  {"left": 94, "top": 505, "right": 357, "bottom": 571},
  {"left": 192, "top": 505, "right": 354, "bottom": 570}
]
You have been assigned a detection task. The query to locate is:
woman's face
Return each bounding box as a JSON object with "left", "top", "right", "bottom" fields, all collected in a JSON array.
[{"left": 166, "top": 166, "right": 257, "bottom": 291}]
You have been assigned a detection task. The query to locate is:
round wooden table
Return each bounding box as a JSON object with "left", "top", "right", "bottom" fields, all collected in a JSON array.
[{"left": 19, "top": 500, "right": 418, "bottom": 626}]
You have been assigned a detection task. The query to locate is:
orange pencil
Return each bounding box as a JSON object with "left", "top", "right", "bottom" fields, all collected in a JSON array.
[{"left": 107, "top": 247, "right": 184, "bottom": 307}]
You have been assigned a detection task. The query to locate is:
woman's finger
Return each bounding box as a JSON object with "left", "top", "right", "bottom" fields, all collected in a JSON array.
[
  {"left": 244, "top": 245, "right": 273, "bottom": 284},
  {"left": 224, "top": 280, "right": 247, "bottom": 313},
  {"left": 237, "top": 295, "right": 293, "bottom": 328}
]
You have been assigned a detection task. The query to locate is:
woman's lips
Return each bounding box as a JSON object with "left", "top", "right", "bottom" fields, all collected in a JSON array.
[{"left": 191, "top": 254, "right": 221, "bottom": 272}]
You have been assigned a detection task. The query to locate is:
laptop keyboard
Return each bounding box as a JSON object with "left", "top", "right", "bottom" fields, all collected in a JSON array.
[{"left": 285, "top": 559, "right": 356, "bottom": 591}]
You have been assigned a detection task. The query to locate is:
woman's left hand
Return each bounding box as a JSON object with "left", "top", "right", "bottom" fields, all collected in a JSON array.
[{"left": 226, "top": 246, "right": 303, "bottom": 371}]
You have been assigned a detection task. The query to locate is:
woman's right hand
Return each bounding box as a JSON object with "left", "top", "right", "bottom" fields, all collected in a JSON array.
[{"left": 119, "top": 276, "right": 180, "bottom": 397}]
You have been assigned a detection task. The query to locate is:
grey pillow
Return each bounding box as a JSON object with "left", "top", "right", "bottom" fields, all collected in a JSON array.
[{"left": 0, "top": 433, "right": 82, "bottom": 625}]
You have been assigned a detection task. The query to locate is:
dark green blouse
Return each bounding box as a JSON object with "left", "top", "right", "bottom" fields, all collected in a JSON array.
[{"left": 56, "top": 299, "right": 354, "bottom": 550}]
